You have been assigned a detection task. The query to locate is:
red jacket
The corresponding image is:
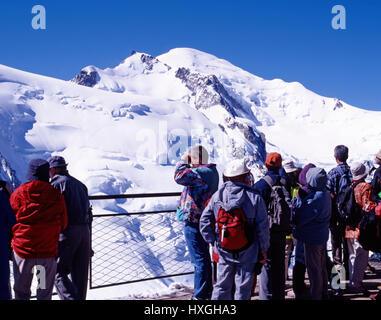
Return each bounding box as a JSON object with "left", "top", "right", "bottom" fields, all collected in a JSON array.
[{"left": 10, "top": 181, "right": 68, "bottom": 259}]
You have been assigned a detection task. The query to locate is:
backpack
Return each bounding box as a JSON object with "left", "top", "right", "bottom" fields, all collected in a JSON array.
[
  {"left": 336, "top": 181, "right": 363, "bottom": 227},
  {"left": 338, "top": 167, "right": 352, "bottom": 194},
  {"left": 263, "top": 175, "right": 292, "bottom": 233},
  {"left": 330, "top": 166, "right": 353, "bottom": 225},
  {"left": 216, "top": 206, "right": 252, "bottom": 253},
  {"left": 358, "top": 208, "right": 381, "bottom": 252}
]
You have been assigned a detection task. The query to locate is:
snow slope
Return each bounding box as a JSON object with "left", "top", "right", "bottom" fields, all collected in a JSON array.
[
  {"left": 1, "top": 47, "right": 381, "bottom": 299},
  {"left": 74, "top": 47, "right": 381, "bottom": 172}
]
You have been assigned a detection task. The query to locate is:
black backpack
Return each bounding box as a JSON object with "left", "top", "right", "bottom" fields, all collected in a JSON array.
[
  {"left": 336, "top": 181, "right": 363, "bottom": 227},
  {"left": 263, "top": 175, "right": 292, "bottom": 233},
  {"left": 358, "top": 208, "right": 381, "bottom": 252},
  {"left": 331, "top": 166, "right": 353, "bottom": 225}
]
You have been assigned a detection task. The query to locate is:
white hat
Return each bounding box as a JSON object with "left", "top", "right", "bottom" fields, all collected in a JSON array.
[
  {"left": 351, "top": 162, "right": 368, "bottom": 181},
  {"left": 283, "top": 160, "right": 299, "bottom": 173},
  {"left": 224, "top": 159, "right": 250, "bottom": 178}
]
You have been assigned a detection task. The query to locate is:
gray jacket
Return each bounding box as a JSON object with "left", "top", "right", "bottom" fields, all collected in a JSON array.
[
  {"left": 200, "top": 181, "right": 270, "bottom": 264},
  {"left": 50, "top": 173, "right": 91, "bottom": 226}
]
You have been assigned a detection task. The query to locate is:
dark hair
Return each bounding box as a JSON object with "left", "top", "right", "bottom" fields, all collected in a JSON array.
[
  {"left": 334, "top": 145, "right": 349, "bottom": 162},
  {"left": 265, "top": 165, "right": 279, "bottom": 173},
  {"left": 54, "top": 166, "right": 69, "bottom": 175}
]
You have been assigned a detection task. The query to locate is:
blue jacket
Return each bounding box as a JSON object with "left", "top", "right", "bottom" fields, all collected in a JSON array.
[
  {"left": 253, "top": 170, "right": 284, "bottom": 207},
  {"left": 293, "top": 168, "right": 332, "bottom": 245},
  {"left": 50, "top": 172, "right": 90, "bottom": 226},
  {"left": 200, "top": 181, "right": 270, "bottom": 264}
]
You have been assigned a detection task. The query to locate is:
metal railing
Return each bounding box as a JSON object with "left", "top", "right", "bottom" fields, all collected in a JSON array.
[{"left": 88, "top": 192, "right": 195, "bottom": 290}]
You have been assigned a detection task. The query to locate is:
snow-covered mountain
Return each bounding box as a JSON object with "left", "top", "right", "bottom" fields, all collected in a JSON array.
[
  {"left": 72, "top": 48, "right": 381, "bottom": 170},
  {"left": 1, "top": 47, "right": 380, "bottom": 298},
  {"left": 2, "top": 47, "right": 379, "bottom": 190}
]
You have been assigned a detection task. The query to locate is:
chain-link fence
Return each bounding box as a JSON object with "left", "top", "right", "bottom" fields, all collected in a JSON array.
[{"left": 89, "top": 193, "right": 194, "bottom": 289}]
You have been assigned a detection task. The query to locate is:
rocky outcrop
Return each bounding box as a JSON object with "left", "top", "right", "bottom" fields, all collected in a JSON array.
[
  {"left": 140, "top": 54, "right": 171, "bottom": 72},
  {"left": 175, "top": 67, "right": 267, "bottom": 164},
  {"left": 0, "top": 152, "right": 21, "bottom": 189},
  {"left": 175, "top": 67, "right": 242, "bottom": 116},
  {"left": 72, "top": 69, "right": 100, "bottom": 87},
  {"left": 334, "top": 98, "right": 344, "bottom": 110}
]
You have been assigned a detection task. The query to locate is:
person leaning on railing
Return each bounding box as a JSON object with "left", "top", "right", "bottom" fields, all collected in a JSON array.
[
  {"left": 48, "top": 156, "right": 92, "bottom": 301},
  {"left": 10, "top": 159, "right": 68, "bottom": 300}
]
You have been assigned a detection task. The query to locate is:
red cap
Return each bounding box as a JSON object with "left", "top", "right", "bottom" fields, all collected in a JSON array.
[{"left": 265, "top": 152, "right": 282, "bottom": 168}]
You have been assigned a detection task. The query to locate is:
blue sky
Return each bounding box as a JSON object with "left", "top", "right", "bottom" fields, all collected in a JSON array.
[{"left": 0, "top": 0, "right": 380, "bottom": 110}]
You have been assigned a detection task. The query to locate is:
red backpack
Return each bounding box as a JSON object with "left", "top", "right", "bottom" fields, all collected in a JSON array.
[{"left": 216, "top": 207, "right": 252, "bottom": 253}]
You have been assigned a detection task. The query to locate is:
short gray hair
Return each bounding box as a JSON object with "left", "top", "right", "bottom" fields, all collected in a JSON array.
[{"left": 334, "top": 145, "right": 349, "bottom": 162}]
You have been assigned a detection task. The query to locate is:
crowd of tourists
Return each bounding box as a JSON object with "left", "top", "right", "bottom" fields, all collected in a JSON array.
[
  {"left": 2, "top": 144, "right": 381, "bottom": 301},
  {"left": 175, "top": 145, "right": 381, "bottom": 300}
]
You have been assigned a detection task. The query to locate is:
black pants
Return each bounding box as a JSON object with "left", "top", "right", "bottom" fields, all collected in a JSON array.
[
  {"left": 293, "top": 261, "right": 306, "bottom": 298},
  {"left": 330, "top": 223, "right": 349, "bottom": 279},
  {"left": 258, "top": 232, "right": 286, "bottom": 300}
]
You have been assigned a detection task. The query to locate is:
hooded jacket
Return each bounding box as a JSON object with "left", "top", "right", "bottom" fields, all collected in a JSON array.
[
  {"left": 10, "top": 181, "right": 68, "bottom": 258},
  {"left": 293, "top": 168, "right": 332, "bottom": 245},
  {"left": 200, "top": 181, "right": 270, "bottom": 264},
  {"left": 298, "top": 163, "right": 316, "bottom": 199}
]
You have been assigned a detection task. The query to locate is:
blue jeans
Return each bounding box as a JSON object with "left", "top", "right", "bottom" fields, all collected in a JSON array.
[{"left": 184, "top": 221, "right": 212, "bottom": 300}]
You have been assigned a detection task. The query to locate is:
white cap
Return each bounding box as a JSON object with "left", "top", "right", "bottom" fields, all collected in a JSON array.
[
  {"left": 224, "top": 159, "right": 250, "bottom": 178},
  {"left": 351, "top": 162, "right": 368, "bottom": 181},
  {"left": 283, "top": 160, "right": 300, "bottom": 173}
]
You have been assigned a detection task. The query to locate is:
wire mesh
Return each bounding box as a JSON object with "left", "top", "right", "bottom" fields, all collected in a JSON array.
[{"left": 90, "top": 210, "right": 194, "bottom": 289}]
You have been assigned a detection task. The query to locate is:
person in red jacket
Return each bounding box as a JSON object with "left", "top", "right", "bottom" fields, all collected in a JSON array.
[{"left": 10, "top": 159, "right": 67, "bottom": 300}]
